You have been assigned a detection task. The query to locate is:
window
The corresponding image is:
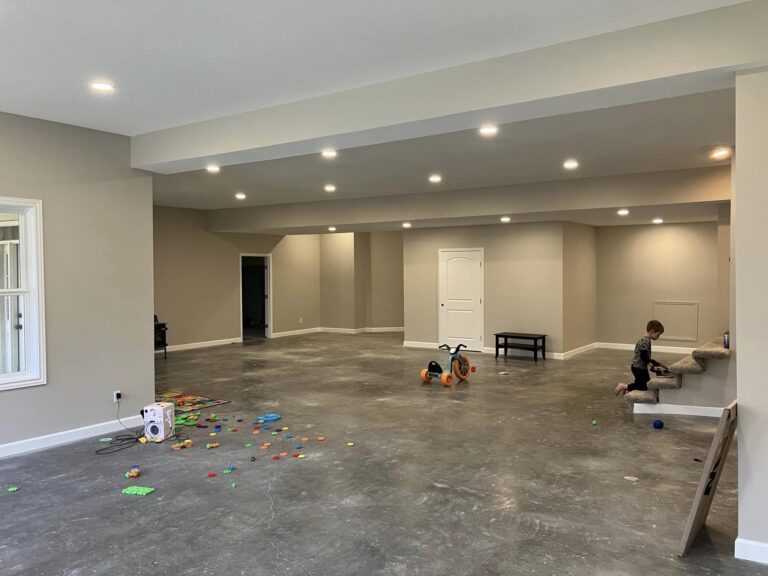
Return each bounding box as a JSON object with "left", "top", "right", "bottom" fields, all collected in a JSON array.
[{"left": 0, "top": 198, "right": 45, "bottom": 390}]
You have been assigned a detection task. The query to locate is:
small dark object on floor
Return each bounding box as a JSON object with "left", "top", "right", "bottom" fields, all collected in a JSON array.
[
  {"left": 694, "top": 457, "right": 703, "bottom": 463},
  {"left": 251, "top": 457, "right": 256, "bottom": 461},
  {"left": 653, "top": 419, "right": 664, "bottom": 430}
]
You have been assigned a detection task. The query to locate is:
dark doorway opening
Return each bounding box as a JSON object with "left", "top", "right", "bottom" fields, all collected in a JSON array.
[{"left": 241, "top": 256, "right": 267, "bottom": 341}]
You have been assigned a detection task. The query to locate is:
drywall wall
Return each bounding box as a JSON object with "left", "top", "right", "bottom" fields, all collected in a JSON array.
[
  {"left": 353, "top": 233, "right": 372, "bottom": 329},
  {"left": 717, "top": 204, "right": 731, "bottom": 334},
  {"left": 403, "top": 223, "right": 564, "bottom": 352},
  {"left": 153, "top": 206, "right": 282, "bottom": 344},
  {"left": 0, "top": 112, "right": 153, "bottom": 445},
  {"left": 735, "top": 68, "right": 768, "bottom": 562},
  {"left": 319, "top": 233, "right": 355, "bottom": 329},
  {"left": 596, "top": 222, "right": 719, "bottom": 347},
  {"left": 563, "top": 223, "right": 597, "bottom": 351},
  {"left": 267, "top": 234, "right": 321, "bottom": 334},
  {"left": 369, "top": 231, "right": 404, "bottom": 328}
]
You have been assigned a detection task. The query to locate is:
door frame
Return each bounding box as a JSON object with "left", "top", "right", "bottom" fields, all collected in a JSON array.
[
  {"left": 437, "top": 247, "right": 484, "bottom": 350},
  {"left": 239, "top": 253, "right": 272, "bottom": 340}
]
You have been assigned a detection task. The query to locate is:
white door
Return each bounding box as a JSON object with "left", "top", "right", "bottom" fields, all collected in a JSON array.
[{"left": 438, "top": 248, "right": 484, "bottom": 351}]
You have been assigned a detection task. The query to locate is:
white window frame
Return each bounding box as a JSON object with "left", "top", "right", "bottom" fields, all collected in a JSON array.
[{"left": 0, "top": 197, "right": 46, "bottom": 391}]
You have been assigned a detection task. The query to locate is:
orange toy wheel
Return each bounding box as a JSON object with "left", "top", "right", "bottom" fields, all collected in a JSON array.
[
  {"left": 420, "top": 368, "right": 432, "bottom": 383},
  {"left": 452, "top": 355, "right": 471, "bottom": 380},
  {"left": 440, "top": 372, "right": 453, "bottom": 387}
]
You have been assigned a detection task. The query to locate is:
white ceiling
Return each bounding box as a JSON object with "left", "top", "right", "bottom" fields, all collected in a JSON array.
[
  {"left": 153, "top": 90, "right": 735, "bottom": 210},
  {"left": 0, "top": 0, "right": 745, "bottom": 136}
]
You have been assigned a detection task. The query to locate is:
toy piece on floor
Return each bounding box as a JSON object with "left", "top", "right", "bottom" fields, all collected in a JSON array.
[
  {"left": 223, "top": 466, "right": 236, "bottom": 474},
  {"left": 206, "top": 442, "right": 220, "bottom": 449},
  {"left": 124, "top": 465, "right": 141, "bottom": 479},
  {"left": 7, "top": 486, "right": 19, "bottom": 493},
  {"left": 171, "top": 439, "right": 193, "bottom": 451},
  {"left": 175, "top": 413, "right": 198, "bottom": 427},
  {"left": 653, "top": 419, "right": 664, "bottom": 429},
  {"left": 207, "top": 473, "right": 217, "bottom": 478},
  {"left": 122, "top": 486, "right": 155, "bottom": 496},
  {"left": 419, "top": 344, "right": 472, "bottom": 386},
  {"left": 258, "top": 413, "right": 282, "bottom": 423}
]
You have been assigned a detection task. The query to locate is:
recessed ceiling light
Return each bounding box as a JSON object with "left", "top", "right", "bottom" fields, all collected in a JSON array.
[
  {"left": 428, "top": 174, "right": 442, "bottom": 184},
  {"left": 402, "top": 222, "right": 412, "bottom": 229},
  {"left": 709, "top": 147, "right": 732, "bottom": 161},
  {"left": 328, "top": 226, "right": 337, "bottom": 232},
  {"left": 563, "top": 158, "right": 579, "bottom": 170},
  {"left": 617, "top": 209, "right": 630, "bottom": 216},
  {"left": 479, "top": 124, "right": 498, "bottom": 137},
  {"left": 321, "top": 148, "right": 337, "bottom": 159},
  {"left": 324, "top": 184, "right": 336, "bottom": 193},
  {"left": 500, "top": 216, "right": 511, "bottom": 223},
  {"left": 235, "top": 192, "right": 246, "bottom": 200},
  {"left": 653, "top": 218, "right": 664, "bottom": 224},
  {"left": 90, "top": 81, "right": 115, "bottom": 93},
  {"left": 206, "top": 164, "right": 220, "bottom": 174}
]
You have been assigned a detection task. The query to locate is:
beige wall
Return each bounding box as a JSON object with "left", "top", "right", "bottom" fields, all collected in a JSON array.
[
  {"left": 369, "top": 231, "right": 404, "bottom": 328},
  {"left": 563, "top": 223, "right": 597, "bottom": 351},
  {"left": 0, "top": 112, "right": 154, "bottom": 445},
  {"left": 319, "top": 233, "right": 355, "bottom": 329},
  {"left": 353, "top": 233, "right": 372, "bottom": 329},
  {"left": 735, "top": 68, "right": 768, "bottom": 557},
  {"left": 404, "top": 223, "right": 564, "bottom": 352},
  {"left": 717, "top": 204, "right": 731, "bottom": 334},
  {"left": 596, "top": 222, "right": 719, "bottom": 347},
  {"left": 272, "top": 234, "right": 321, "bottom": 333},
  {"left": 153, "top": 206, "right": 282, "bottom": 343}
]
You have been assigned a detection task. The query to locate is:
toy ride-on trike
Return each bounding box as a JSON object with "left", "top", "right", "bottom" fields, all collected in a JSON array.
[{"left": 420, "top": 343, "right": 476, "bottom": 386}]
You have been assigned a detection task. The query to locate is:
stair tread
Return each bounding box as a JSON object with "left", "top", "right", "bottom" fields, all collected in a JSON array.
[
  {"left": 692, "top": 340, "right": 731, "bottom": 361},
  {"left": 670, "top": 355, "right": 706, "bottom": 375},
  {"left": 649, "top": 375, "right": 682, "bottom": 390},
  {"left": 624, "top": 389, "right": 658, "bottom": 405}
]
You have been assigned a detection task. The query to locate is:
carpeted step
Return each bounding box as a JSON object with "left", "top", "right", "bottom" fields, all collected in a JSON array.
[
  {"left": 624, "top": 389, "right": 658, "bottom": 406},
  {"left": 648, "top": 374, "right": 682, "bottom": 390},
  {"left": 670, "top": 355, "right": 706, "bottom": 375},
  {"left": 692, "top": 340, "right": 731, "bottom": 361}
]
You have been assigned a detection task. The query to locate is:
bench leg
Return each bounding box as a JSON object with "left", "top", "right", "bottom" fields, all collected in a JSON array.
[{"left": 495, "top": 336, "right": 499, "bottom": 358}]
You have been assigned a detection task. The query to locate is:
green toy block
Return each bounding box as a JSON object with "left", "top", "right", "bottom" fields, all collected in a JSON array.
[
  {"left": 7, "top": 486, "right": 19, "bottom": 493},
  {"left": 122, "top": 486, "right": 155, "bottom": 496}
]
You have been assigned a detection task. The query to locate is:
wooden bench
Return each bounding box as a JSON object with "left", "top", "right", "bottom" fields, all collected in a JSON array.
[{"left": 494, "top": 332, "right": 547, "bottom": 362}]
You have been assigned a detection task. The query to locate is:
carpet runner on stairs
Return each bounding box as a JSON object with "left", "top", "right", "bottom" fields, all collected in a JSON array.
[{"left": 624, "top": 339, "right": 729, "bottom": 408}]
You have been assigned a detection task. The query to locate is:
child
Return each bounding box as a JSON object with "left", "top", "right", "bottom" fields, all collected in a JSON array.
[{"left": 614, "top": 320, "right": 665, "bottom": 396}]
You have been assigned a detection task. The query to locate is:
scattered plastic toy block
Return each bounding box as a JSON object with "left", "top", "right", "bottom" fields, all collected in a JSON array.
[
  {"left": 297, "top": 454, "right": 306, "bottom": 460},
  {"left": 279, "top": 452, "right": 288, "bottom": 457},
  {"left": 346, "top": 442, "right": 355, "bottom": 447},
  {"left": 317, "top": 436, "right": 326, "bottom": 442},
  {"left": 272, "top": 455, "right": 280, "bottom": 461},
  {"left": 124, "top": 465, "right": 141, "bottom": 479},
  {"left": 122, "top": 486, "right": 154, "bottom": 496},
  {"left": 295, "top": 445, "right": 303, "bottom": 449},
  {"left": 7, "top": 486, "right": 19, "bottom": 493},
  {"left": 208, "top": 473, "right": 217, "bottom": 478},
  {"left": 206, "top": 442, "right": 220, "bottom": 449}
]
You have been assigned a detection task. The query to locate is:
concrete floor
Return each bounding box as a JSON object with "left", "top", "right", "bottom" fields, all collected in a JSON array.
[{"left": 1, "top": 333, "right": 764, "bottom": 576}]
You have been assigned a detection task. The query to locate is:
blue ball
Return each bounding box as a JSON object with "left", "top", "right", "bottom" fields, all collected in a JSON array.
[{"left": 653, "top": 419, "right": 664, "bottom": 430}]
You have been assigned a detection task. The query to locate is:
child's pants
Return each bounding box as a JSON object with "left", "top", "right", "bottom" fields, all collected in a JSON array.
[{"left": 627, "top": 366, "right": 650, "bottom": 391}]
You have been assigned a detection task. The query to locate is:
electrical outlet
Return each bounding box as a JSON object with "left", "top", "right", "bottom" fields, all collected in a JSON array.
[
  {"left": 299, "top": 317, "right": 303, "bottom": 324},
  {"left": 113, "top": 391, "right": 122, "bottom": 403}
]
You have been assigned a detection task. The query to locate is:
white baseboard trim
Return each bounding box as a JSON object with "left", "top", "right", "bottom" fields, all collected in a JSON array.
[
  {"left": 403, "top": 341, "right": 565, "bottom": 359},
  {"left": 0, "top": 415, "right": 144, "bottom": 459},
  {"left": 272, "top": 327, "right": 404, "bottom": 338},
  {"left": 632, "top": 403, "right": 722, "bottom": 417},
  {"left": 595, "top": 342, "right": 695, "bottom": 355},
  {"left": 158, "top": 337, "right": 242, "bottom": 353},
  {"left": 270, "top": 327, "right": 322, "bottom": 338},
  {"left": 736, "top": 538, "right": 768, "bottom": 565},
  {"left": 403, "top": 340, "right": 439, "bottom": 350},
  {"left": 562, "top": 342, "right": 598, "bottom": 360}
]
